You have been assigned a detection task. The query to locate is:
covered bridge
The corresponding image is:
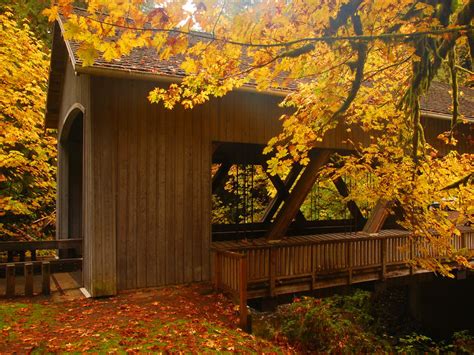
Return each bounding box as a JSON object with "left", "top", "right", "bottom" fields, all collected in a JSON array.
[{"left": 46, "top": 15, "right": 474, "bottom": 298}]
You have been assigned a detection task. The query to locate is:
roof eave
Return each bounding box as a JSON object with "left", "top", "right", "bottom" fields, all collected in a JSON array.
[{"left": 75, "top": 65, "right": 290, "bottom": 97}]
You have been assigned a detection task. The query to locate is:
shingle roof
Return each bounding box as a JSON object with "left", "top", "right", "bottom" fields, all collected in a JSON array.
[{"left": 58, "top": 12, "right": 474, "bottom": 119}]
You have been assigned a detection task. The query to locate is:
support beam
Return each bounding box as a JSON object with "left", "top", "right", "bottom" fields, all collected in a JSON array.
[
  {"left": 212, "top": 162, "right": 231, "bottom": 193},
  {"left": 266, "top": 150, "right": 333, "bottom": 241},
  {"left": 261, "top": 164, "right": 305, "bottom": 224},
  {"left": 332, "top": 177, "right": 365, "bottom": 225},
  {"left": 362, "top": 199, "right": 391, "bottom": 234}
]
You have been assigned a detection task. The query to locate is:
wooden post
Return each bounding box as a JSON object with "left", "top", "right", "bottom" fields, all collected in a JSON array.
[
  {"left": 239, "top": 256, "right": 248, "bottom": 331},
  {"left": 269, "top": 247, "right": 276, "bottom": 297},
  {"left": 266, "top": 150, "right": 332, "bottom": 240},
  {"left": 214, "top": 252, "right": 222, "bottom": 290},
  {"left": 31, "top": 250, "right": 37, "bottom": 261},
  {"left": 381, "top": 238, "right": 387, "bottom": 280},
  {"left": 310, "top": 246, "right": 315, "bottom": 290},
  {"left": 42, "top": 262, "right": 51, "bottom": 295},
  {"left": 347, "top": 242, "right": 353, "bottom": 284},
  {"left": 7, "top": 251, "right": 14, "bottom": 262},
  {"left": 24, "top": 263, "right": 34, "bottom": 296},
  {"left": 409, "top": 238, "right": 414, "bottom": 275},
  {"left": 19, "top": 251, "right": 26, "bottom": 262},
  {"left": 461, "top": 233, "right": 467, "bottom": 249},
  {"left": 6, "top": 264, "right": 15, "bottom": 297}
]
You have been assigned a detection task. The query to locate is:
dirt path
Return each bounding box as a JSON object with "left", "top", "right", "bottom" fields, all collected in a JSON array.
[{"left": 0, "top": 283, "right": 291, "bottom": 352}]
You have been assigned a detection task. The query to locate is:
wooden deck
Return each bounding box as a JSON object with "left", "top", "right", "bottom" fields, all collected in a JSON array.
[{"left": 212, "top": 227, "right": 474, "bottom": 301}]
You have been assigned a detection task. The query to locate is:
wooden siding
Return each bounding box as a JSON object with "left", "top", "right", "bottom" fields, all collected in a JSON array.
[
  {"left": 87, "top": 75, "right": 473, "bottom": 293},
  {"left": 91, "top": 77, "right": 212, "bottom": 289}
]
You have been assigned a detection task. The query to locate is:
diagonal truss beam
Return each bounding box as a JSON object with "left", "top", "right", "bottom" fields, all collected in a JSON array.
[
  {"left": 266, "top": 150, "right": 333, "bottom": 241},
  {"left": 362, "top": 198, "right": 391, "bottom": 234},
  {"left": 261, "top": 163, "right": 305, "bottom": 224},
  {"left": 212, "top": 162, "right": 232, "bottom": 194},
  {"left": 332, "top": 176, "right": 365, "bottom": 226}
]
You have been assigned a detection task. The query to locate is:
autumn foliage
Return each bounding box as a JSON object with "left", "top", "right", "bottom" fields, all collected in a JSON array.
[{"left": 0, "top": 10, "right": 56, "bottom": 240}]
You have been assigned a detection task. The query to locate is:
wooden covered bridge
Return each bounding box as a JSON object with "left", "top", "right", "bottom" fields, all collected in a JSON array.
[{"left": 12, "top": 10, "right": 470, "bottom": 303}]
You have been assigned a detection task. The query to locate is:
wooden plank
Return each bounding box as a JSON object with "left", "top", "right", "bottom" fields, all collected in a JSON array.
[
  {"left": 145, "top": 92, "right": 158, "bottom": 287},
  {"left": 165, "top": 97, "right": 176, "bottom": 284},
  {"left": 269, "top": 247, "right": 276, "bottom": 297},
  {"left": 175, "top": 106, "right": 185, "bottom": 284},
  {"left": 116, "top": 79, "right": 129, "bottom": 290},
  {"left": 239, "top": 256, "right": 248, "bottom": 331},
  {"left": 362, "top": 199, "right": 391, "bottom": 234},
  {"left": 0, "top": 239, "right": 83, "bottom": 252},
  {"left": 137, "top": 84, "right": 148, "bottom": 289},
  {"left": 266, "top": 150, "right": 333, "bottom": 240},
  {"left": 42, "top": 262, "right": 51, "bottom": 295},
  {"left": 183, "top": 106, "right": 194, "bottom": 282},
  {"left": 381, "top": 238, "right": 387, "bottom": 280},
  {"left": 6, "top": 264, "right": 15, "bottom": 297},
  {"left": 201, "top": 101, "right": 211, "bottom": 282},
  {"left": 157, "top": 98, "right": 167, "bottom": 285},
  {"left": 24, "top": 263, "right": 34, "bottom": 296}
]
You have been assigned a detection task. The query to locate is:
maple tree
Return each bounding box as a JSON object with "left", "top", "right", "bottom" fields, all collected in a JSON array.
[
  {"left": 0, "top": 0, "right": 52, "bottom": 44},
  {"left": 47, "top": 0, "right": 474, "bottom": 275},
  {"left": 0, "top": 9, "right": 56, "bottom": 240}
]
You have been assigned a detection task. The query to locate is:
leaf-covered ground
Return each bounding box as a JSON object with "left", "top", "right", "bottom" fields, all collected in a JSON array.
[{"left": 0, "top": 283, "right": 291, "bottom": 352}]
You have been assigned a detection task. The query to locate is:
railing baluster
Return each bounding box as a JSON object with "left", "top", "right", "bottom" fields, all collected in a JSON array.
[{"left": 6, "top": 264, "right": 15, "bottom": 297}]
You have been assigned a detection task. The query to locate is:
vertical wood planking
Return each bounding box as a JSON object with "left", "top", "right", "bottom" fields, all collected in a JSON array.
[
  {"left": 165, "top": 93, "right": 176, "bottom": 284},
  {"left": 202, "top": 99, "right": 211, "bottom": 281},
  {"left": 126, "top": 80, "right": 138, "bottom": 290},
  {"left": 193, "top": 105, "right": 203, "bottom": 280},
  {"left": 175, "top": 106, "right": 185, "bottom": 284},
  {"left": 146, "top": 94, "right": 158, "bottom": 287},
  {"left": 137, "top": 83, "right": 148, "bottom": 289},
  {"left": 183, "top": 103, "right": 193, "bottom": 282},
  {"left": 157, "top": 95, "right": 167, "bottom": 285}
]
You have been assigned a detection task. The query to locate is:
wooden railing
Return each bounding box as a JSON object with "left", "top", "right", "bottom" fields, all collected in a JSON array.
[
  {"left": 0, "top": 239, "right": 82, "bottom": 297},
  {"left": 213, "top": 229, "right": 474, "bottom": 325},
  {"left": 214, "top": 250, "right": 248, "bottom": 330}
]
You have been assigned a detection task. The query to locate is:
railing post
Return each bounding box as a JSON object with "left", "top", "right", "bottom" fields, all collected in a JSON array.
[
  {"left": 24, "top": 262, "right": 34, "bottom": 296},
  {"left": 239, "top": 255, "right": 248, "bottom": 331},
  {"left": 42, "top": 262, "right": 51, "bottom": 295},
  {"left": 381, "top": 238, "right": 387, "bottom": 281},
  {"left": 311, "top": 245, "right": 315, "bottom": 290},
  {"left": 269, "top": 247, "right": 276, "bottom": 297},
  {"left": 409, "top": 237, "right": 415, "bottom": 275},
  {"left": 347, "top": 241, "right": 353, "bottom": 285},
  {"left": 6, "top": 264, "right": 15, "bottom": 297},
  {"left": 214, "top": 251, "right": 222, "bottom": 290},
  {"left": 461, "top": 233, "right": 467, "bottom": 249}
]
